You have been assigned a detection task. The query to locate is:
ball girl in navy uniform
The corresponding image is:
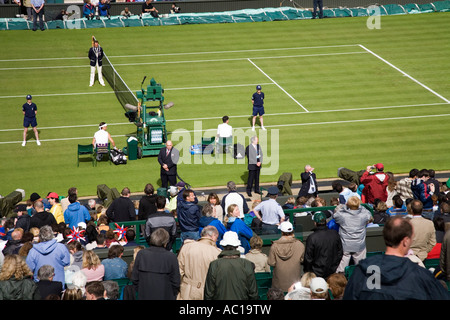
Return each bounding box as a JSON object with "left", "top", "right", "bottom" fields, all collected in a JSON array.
[
  {"left": 251, "top": 85, "right": 266, "bottom": 131},
  {"left": 22, "top": 95, "right": 40, "bottom": 146}
]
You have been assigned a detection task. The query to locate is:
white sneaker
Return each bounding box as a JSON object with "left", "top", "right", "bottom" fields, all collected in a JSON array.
[
  {"left": 100, "top": 83, "right": 105, "bottom": 87},
  {"left": 89, "top": 84, "right": 93, "bottom": 87},
  {"left": 261, "top": 126, "right": 266, "bottom": 131},
  {"left": 36, "top": 140, "right": 41, "bottom": 146},
  {"left": 22, "top": 141, "right": 26, "bottom": 147},
  {"left": 251, "top": 126, "right": 255, "bottom": 131}
]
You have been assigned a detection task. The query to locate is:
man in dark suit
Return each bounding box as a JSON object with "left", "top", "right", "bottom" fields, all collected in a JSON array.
[
  {"left": 298, "top": 164, "right": 318, "bottom": 198},
  {"left": 158, "top": 140, "right": 179, "bottom": 188},
  {"left": 245, "top": 136, "right": 263, "bottom": 197},
  {"left": 88, "top": 39, "right": 105, "bottom": 87}
]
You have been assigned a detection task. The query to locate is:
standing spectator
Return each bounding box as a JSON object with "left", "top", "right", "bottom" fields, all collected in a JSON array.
[
  {"left": 177, "top": 189, "right": 201, "bottom": 244},
  {"left": 88, "top": 38, "right": 105, "bottom": 87},
  {"left": 298, "top": 164, "right": 318, "bottom": 199},
  {"left": 47, "top": 192, "right": 64, "bottom": 224},
  {"left": 21, "top": 94, "right": 40, "bottom": 146},
  {"left": 131, "top": 228, "right": 180, "bottom": 300},
  {"left": 64, "top": 193, "right": 91, "bottom": 230},
  {"left": 144, "top": 195, "right": 177, "bottom": 250},
  {"left": 303, "top": 212, "right": 343, "bottom": 279},
  {"left": 396, "top": 168, "right": 419, "bottom": 201},
  {"left": 138, "top": 183, "right": 157, "bottom": 222},
  {"left": 331, "top": 181, "right": 359, "bottom": 204},
  {"left": 177, "top": 225, "right": 221, "bottom": 300},
  {"left": 30, "top": 0, "right": 45, "bottom": 31},
  {"left": 36, "top": 265, "right": 63, "bottom": 300},
  {"left": 267, "top": 221, "right": 305, "bottom": 292},
  {"left": 343, "top": 216, "right": 448, "bottom": 300},
  {"left": 221, "top": 181, "right": 249, "bottom": 219},
  {"left": 360, "top": 163, "right": 389, "bottom": 204},
  {"left": 106, "top": 187, "right": 136, "bottom": 223},
  {"left": 251, "top": 85, "right": 266, "bottom": 131},
  {"left": 245, "top": 235, "right": 270, "bottom": 273},
  {"left": 252, "top": 186, "right": 286, "bottom": 234},
  {"left": 425, "top": 169, "right": 441, "bottom": 195},
  {"left": 333, "top": 196, "right": 373, "bottom": 273},
  {"left": 26, "top": 225, "right": 71, "bottom": 289},
  {"left": 204, "top": 231, "right": 258, "bottom": 300},
  {"left": 0, "top": 254, "right": 40, "bottom": 300},
  {"left": 409, "top": 199, "right": 436, "bottom": 261},
  {"left": 245, "top": 136, "right": 263, "bottom": 197},
  {"left": 30, "top": 200, "right": 57, "bottom": 230},
  {"left": 61, "top": 187, "right": 77, "bottom": 213},
  {"left": 312, "top": 0, "right": 323, "bottom": 19},
  {"left": 158, "top": 140, "right": 179, "bottom": 189},
  {"left": 101, "top": 245, "right": 128, "bottom": 280},
  {"left": 81, "top": 250, "right": 105, "bottom": 282}
]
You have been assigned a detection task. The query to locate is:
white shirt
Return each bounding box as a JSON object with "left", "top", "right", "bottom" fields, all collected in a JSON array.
[
  {"left": 94, "top": 129, "right": 109, "bottom": 145},
  {"left": 217, "top": 123, "right": 232, "bottom": 138}
]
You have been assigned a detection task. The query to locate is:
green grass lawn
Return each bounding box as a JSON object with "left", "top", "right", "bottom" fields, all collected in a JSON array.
[{"left": 0, "top": 12, "right": 449, "bottom": 198}]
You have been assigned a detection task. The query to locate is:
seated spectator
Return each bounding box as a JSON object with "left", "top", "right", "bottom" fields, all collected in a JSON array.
[
  {"left": 81, "top": 250, "right": 105, "bottom": 282},
  {"left": 47, "top": 192, "right": 64, "bottom": 224},
  {"left": 198, "top": 203, "right": 226, "bottom": 246},
  {"left": 2, "top": 228, "right": 24, "bottom": 256},
  {"left": 102, "top": 280, "right": 120, "bottom": 300},
  {"left": 98, "top": 0, "right": 110, "bottom": 17},
  {"left": 326, "top": 273, "right": 347, "bottom": 300},
  {"left": 244, "top": 235, "right": 270, "bottom": 273},
  {"left": 223, "top": 204, "right": 253, "bottom": 254},
  {"left": 207, "top": 193, "right": 223, "bottom": 222},
  {"left": 387, "top": 194, "right": 408, "bottom": 216},
  {"left": 85, "top": 281, "right": 106, "bottom": 300},
  {"left": 83, "top": 0, "right": 95, "bottom": 19},
  {"left": 372, "top": 200, "right": 390, "bottom": 224},
  {"left": 123, "top": 229, "right": 137, "bottom": 246},
  {"left": 62, "top": 287, "right": 83, "bottom": 300},
  {"left": 145, "top": 195, "right": 177, "bottom": 250},
  {"left": 96, "top": 214, "right": 109, "bottom": 234},
  {"left": 102, "top": 245, "right": 128, "bottom": 280},
  {"left": 36, "top": 265, "right": 63, "bottom": 300},
  {"left": 120, "top": 6, "right": 133, "bottom": 17},
  {"left": 66, "top": 241, "right": 84, "bottom": 271},
  {"left": 14, "top": 204, "right": 31, "bottom": 232},
  {"left": 310, "top": 277, "right": 329, "bottom": 300},
  {"left": 0, "top": 254, "right": 40, "bottom": 300},
  {"left": 30, "top": 201, "right": 57, "bottom": 230}
]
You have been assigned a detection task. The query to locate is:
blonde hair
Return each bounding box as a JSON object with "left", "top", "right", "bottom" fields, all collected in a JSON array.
[
  {"left": 82, "top": 250, "right": 102, "bottom": 270},
  {"left": 346, "top": 196, "right": 361, "bottom": 210},
  {"left": 223, "top": 204, "right": 238, "bottom": 227},
  {"left": 0, "top": 254, "right": 33, "bottom": 281},
  {"left": 300, "top": 272, "right": 317, "bottom": 288}
]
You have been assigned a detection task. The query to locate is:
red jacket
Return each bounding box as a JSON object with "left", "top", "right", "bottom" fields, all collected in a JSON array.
[{"left": 360, "top": 171, "right": 389, "bottom": 204}]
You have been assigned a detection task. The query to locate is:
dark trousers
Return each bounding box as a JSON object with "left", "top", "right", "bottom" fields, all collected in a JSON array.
[
  {"left": 313, "top": 0, "right": 323, "bottom": 18},
  {"left": 247, "top": 168, "right": 261, "bottom": 193},
  {"left": 161, "top": 172, "right": 177, "bottom": 188},
  {"left": 32, "top": 7, "right": 44, "bottom": 30}
]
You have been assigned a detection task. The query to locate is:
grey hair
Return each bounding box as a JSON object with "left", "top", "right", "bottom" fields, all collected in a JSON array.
[
  {"left": 201, "top": 225, "right": 219, "bottom": 238},
  {"left": 39, "top": 225, "right": 55, "bottom": 242},
  {"left": 227, "top": 181, "right": 236, "bottom": 191},
  {"left": 37, "top": 265, "right": 55, "bottom": 280}
]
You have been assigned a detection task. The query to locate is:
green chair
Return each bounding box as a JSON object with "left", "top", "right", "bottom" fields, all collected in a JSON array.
[
  {"left": 255, "top": 271, "right": 272, "bottom": 300},
  {"left": 77, "top": 144, "right": 95, "bottom": 167},
  {"left": 94, "top": 143, "right": 111, "bottom": 166}
]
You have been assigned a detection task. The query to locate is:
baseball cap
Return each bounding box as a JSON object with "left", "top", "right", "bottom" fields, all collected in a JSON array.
[
  {"left": 176, "top": 181, "right": 186, "bottom": 188},
  {"left": 374, "top": 163, "right": 384, "bottom": 170},
  {"left": 310, "top": 277, "right": 328, "bottom": 294},
  {"left": 26, "top": 94, "right": 32, "bottom": 100},
  {"left": 267, "top": 186, "right": 279, "bottom": 195},
  {"left": 47, "top": 192, "right": 59, "bottom": 199},
  {"left": 14, "top": 204, "right": 27, "bottom": 212},
  {"left": 256, "top": 85, "right": 261, "bottom": 90},
  {"left": 278, "top": 221, "right": 294, "bottom": 233},
  {"left": 313, "top": 211, "right": 327, "bottom": 224}
]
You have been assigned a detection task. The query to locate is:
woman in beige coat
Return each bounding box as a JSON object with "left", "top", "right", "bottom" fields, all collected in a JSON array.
[{"left": 177, "top": 225, "right": 221, "bottom": 300}]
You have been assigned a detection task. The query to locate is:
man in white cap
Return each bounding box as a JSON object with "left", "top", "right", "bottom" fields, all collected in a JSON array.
[
  {"left": 310, "top": 277, "right": 329, "bottom": 300},
  {"left": 22, "top": 94, "right": 40, "bottom": 146},
  {"left": 204, "top": 231, "right": 258, "bottom": 300}
]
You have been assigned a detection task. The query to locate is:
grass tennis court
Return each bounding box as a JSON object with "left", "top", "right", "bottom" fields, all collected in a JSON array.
[{"left": 1, "top": 12, "right": 449, "bottom": 198}]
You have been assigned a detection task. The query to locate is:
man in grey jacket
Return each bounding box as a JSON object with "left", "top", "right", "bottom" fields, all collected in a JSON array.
[{"left": 333, "top": 196, "right": 373, "bottom": 273}]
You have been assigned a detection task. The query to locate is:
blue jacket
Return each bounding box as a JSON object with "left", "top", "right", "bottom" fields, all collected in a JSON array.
[
  {"left": 64, "top": 202, "right": 91, "bottom": 229},
  {"left": 411, "top": 178, "right": 434, "bottom": 210},
  {"left": 226, "top": 217, "right": 254, "bottom": 253},
  {"left": 198, "top": 216, "right": 227, "bottom": 246},
  {"left": 177, "top": 200, "right": 201, "bottom": 233},
  {"left": 26, "top": 239, "right": 71, "bottom": 288},
  {"left": 83, "top": 3, "right": 95, "bottom": 17}
]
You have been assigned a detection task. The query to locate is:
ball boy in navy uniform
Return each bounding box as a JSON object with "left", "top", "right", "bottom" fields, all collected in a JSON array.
[
  {"left": 251, "top": 85, "right": 266, "bottom": 131},
  {"left": 22, "top": 95, "right": 40, "bottom": 147}
]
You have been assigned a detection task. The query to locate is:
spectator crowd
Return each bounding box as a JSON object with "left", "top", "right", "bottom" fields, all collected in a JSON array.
[{"left": 0, "top": 163, "right": 449, "bottom": 300}]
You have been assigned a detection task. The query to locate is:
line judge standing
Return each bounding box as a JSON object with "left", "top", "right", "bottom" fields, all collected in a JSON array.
[
  {"left": 245, "top": 136, "right": 263, "bottom": 197},
  {"left": 22, "top": 94, "right": 40, "bottom": 147},
  {"left": 158, "top": 140, "right": 180, "bottom": 188},
  {"left": 88, "top": 38, "right": 105, "bottom": 87}
]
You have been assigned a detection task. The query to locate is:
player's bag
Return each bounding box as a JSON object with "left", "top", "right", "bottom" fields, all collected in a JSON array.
[{"left": 110, "top": 148, "right": 127, "bottom": 165}]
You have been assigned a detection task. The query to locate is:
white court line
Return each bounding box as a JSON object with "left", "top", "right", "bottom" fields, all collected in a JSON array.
[
  {"left": 3, "top": 112, "right": 450, "bottom": 145},
  {"left": 247, "top": 58, "right": 309, "bottom": 112},
  {"left": 0, "top": 102, "right": 447, "bottom": 132},
  {"left": 358, "top": 44, "right": 450, "bottom": 104},
  {"left": 0, "top": 51, "right": 367, "bottom": 71},
  {"left": 0, "top": 44, "right": 360, "bottom": 62},
  {"left": 0, "top": 83, "right": 275, "bottom": 99}
]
